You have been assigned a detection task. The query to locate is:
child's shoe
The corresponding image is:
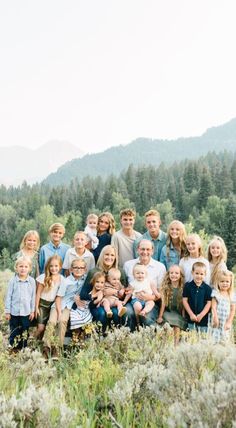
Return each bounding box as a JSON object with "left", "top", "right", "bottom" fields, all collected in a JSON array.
[
  {"left": 106, "top": 311, "right": 113, "bottom": 318},
  {"left": 118, "top": 307, "right": 127, "bottom": 317}
]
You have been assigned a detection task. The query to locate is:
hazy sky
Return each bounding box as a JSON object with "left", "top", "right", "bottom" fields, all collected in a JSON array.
[{"left": 1, "top": 1, "right": 236, "bottom": 154}]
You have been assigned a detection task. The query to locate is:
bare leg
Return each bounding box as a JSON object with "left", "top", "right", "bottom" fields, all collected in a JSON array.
[
  {"left": 35, "top": 324, "right": 46, "bottom": 340},
  {"left": 173, "top": 326, "right": 181, "bottom": 346},
  {"left": 115, "top": 300, "right": 127, "bottom": 317},
  {"left": 102, "top": 298, "right": 113, "bottom": 318},
  {"left": 140, "top": 300, "right": 155, "bottom": 317}
]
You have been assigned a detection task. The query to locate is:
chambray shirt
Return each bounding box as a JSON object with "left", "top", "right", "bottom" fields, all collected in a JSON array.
[
  {"left": 133, "top": 230, "right": 167, "bottom": 261},
  {"left": 5, "top": 274, "right": 36, "bottom": 316},
  {"left": 52, "top": 274, "right": 86, "bottom": 310},
  {"left": 160, "top": 243, "right": 180, "bottom": 269},
  {"left": 39, "top": 241, "right": 70, "bottom": 274}
]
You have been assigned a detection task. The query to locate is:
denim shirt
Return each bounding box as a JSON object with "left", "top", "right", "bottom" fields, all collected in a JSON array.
[
  {"left": 52, "top": 274, "right": 86, "bottom": 310},
  {"left": 39, "top": 241, "right": 70, "bottom": 274},
  {"left": 160, "top": 243, "right": 180, "bottom": 269},
  {"left": 5, "top": 274, "right": 36, "bottom": 316}
]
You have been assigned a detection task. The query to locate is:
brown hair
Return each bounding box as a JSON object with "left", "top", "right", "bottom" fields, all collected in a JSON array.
[
  {"left": 160, "top": 265, "right": 184, "bottom": 311},
  {"left": 191, "top": 261, "right": 207, "bottom": 272},
  {"left": 119, "top": 208, "right": 136, "bottom": 220},
  {"left": 97, "top": 212, "right": 116, "bottom": 235},
  {"left": 91, "top": 271, "right": 106, "bottom": 286}
]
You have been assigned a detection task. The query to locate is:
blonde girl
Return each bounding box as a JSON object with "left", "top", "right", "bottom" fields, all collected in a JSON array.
[
  {"left": 160, "top": 220, "right": 187, "bottom": 269},
  {"left": 35, "top": 255, "right": 66, "bottom": 340},
  {"left": 207, "top": 236, "right": 228, "bottom": 287},
  {"left": 157, "top": 265, "right": 187, "bottom": 345},
  {"left": 210, "top": 270, "right": 236, "bottom": 343},
  {"left": 179, "top": 233, "right": 210, "bottom": 284},
  {"left": 14, "top": 230, "right": 40, "bottom": 278}
]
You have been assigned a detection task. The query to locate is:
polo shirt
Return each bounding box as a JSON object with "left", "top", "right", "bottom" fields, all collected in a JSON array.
[
  {"left": 133, "top": 230, "right": 167, "bottom": 261},
  {"left": 183, "top": 280, "right": 212, "bottom": 326}
]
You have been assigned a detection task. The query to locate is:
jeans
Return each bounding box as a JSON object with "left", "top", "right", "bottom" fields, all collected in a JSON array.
[
  {"left": 188, "top": 323, "right": 208, "bottom": 333},
  {"left": 9, "top": 315, "right": 31, "bottom": 349}
]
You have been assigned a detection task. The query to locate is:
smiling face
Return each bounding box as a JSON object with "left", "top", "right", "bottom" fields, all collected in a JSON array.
[
  {"left": 209, "top": 240, "right": 222, "bottom": 259},
  {"left": 133, "top": 264, "right": 147, "bottom": 282},
  {"left": 94, "top": 276, "right": 105, "bottom": 291},
  {"left": 87, "top": 216, "right": 98, "bottom": 231},
  {"left": 50, "top": 228, "right": 64, "bottom": 246},
  {"left": 145, "top": 215, "right": 161, "bottom": 238},
  {"left": 74, "top": 232, "right": 87, "bottom": 249},
  {"left": 137, "top": 240, "right": 153, "bottom": 264},
  {"left": 98, "top": 215, "right": 110, "bottom": 233},
  {"left": 186, "top": 235, "right": 201, "bottom": 257},
  {"left": 103, "top": 248, "right": 116, "bottom": 268},
  {"left": 49, "top": 259, "right": 61, "bottom": 275},
  {"left": 192, "top": 266, "right": 206, "bottom": 286},
  {"left": 107, "top": 271, "right": 121, "bottom": 287},
  {"left": 168, "top": 265, "right": 181, "bottom": 284},
  {"left": 25, "top": 234, "right": 38, "bottom": 251},
  {"left": 218, "top": 275, "right": 231, "bottom": 293},
  {"left": 71, "top": 260, "right": 87, "bottom": 279},
  {"left": 120, "top": 215, "right": 135, "bottom": 232}
]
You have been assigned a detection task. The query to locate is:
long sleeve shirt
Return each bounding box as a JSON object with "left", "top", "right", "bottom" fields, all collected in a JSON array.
[{"left": 5, "top": 274, "right": 36, "bottom": 316}]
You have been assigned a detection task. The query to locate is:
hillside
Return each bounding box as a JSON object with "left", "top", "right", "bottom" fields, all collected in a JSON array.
[
  {"left": 43, "top": 118, "right": 236, "bottom": 186},
  {"left": 0, "top": 140, "right": 83, "bottom": 185}
]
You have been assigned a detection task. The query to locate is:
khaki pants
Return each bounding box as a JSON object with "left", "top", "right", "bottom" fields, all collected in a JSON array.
[{"left": 43, "top": 308, "right": 70, "bottom": 348}]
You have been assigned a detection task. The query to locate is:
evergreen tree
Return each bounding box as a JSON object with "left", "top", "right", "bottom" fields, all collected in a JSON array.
[
  {"left": 222, "top": 194, "right": 236, "bottom": 269},
  {"left": 198, "top": 167, "right": 213, "bottom": 209}
]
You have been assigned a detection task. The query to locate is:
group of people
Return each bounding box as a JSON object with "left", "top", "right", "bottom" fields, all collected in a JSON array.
[{"left": 4, "top": 208, "right": 236, "bottom": 357}]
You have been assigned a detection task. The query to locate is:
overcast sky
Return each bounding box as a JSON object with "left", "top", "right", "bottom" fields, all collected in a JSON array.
[{"left": 0, "top": 1, "right": 236, "bottom": 154}]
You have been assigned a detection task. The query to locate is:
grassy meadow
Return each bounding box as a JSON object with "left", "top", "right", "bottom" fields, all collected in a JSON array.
[{"left": 0, "top": 270, "right": 236, "bottom": 428}]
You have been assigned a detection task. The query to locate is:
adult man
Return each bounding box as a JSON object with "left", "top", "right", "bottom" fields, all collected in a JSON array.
[
  {"left": 124, "top": 239, "right": 166, "bottom": 328},
  {"left": 134, "top": 209, "right": 167, "bottom": 261},
  {"left": 111, "top": 208, "right": 142, "bottom": 268}
]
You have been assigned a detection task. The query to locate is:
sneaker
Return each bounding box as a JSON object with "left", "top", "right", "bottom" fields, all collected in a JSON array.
[{"left": 51, "top": 346, "right": 59, "bottom": 361}]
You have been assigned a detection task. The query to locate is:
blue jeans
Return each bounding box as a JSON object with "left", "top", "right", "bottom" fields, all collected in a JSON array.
[
  {"left": 188, "top": 323, "right": 208, "bottom": 333},
  {"left": 9, "top": 315, "right": 31, "bottom": 349}
]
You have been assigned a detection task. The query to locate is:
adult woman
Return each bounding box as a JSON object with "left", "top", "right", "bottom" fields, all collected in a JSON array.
[
  {"left": 79, "top": 245, "right": 127, "bottom": 330},
  {"left": 92, "top": 212, "right": 115, "bottom": 262}
]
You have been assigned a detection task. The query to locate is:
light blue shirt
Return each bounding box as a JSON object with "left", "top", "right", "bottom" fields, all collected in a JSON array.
[
  {"left": 133, "top": 230, "right": 167, "bottom": 261},
  {"left": 39, "top": 241, "right": 70, "bottom": 274},
  {"left": 53, "top": 274, "right": 86, "bottom": 310},
  {"left": 160, "top": 243, "right": 180, "bottom": 269},
  {"left": 5, "top": 274, "right": 36, "bottom": 316}
]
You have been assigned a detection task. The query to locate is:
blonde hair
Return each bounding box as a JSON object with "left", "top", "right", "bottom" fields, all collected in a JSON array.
[
  {"left": 144, "top": 209, "right": 160, "bottom": 219},
  {"left": 215, "top": 270, "right": 234, "bottom": 299},
  {"left": 107, "top": 267, "right": 121, "bottom": 280},
  {"left": 97, "top": 212, "right": 116, "bottom": 235},
  {"left": 20, "top": 230, "right": 40, "bottom": 251},
  {"left": 70, "top": 258, "right": 87, "bottom": 270},
  {"left": 185, "top": 233, "right": 203, "bottom": 258},
  {"left": 207, "top": 236, "right": 228, "bottom": 286},
  {"left": 14, "top": 256, "right": 32, "bottom": 272},
  {"left": 73, "top": 231, "right": 87, "bottom": 244},
  {"left": 160, "top": 265, "right": 184, "bottom": 311},
  {"left": 86, "top": 213, "right": 98, "bottom": 223},
  {"left": 166, "top": 220, "right": 187, "bottom": 260},
  {"left": 192, "top": 261, "right": 207, "bottom": 272},
  {"left": 44, "top": 255, "right": 62, "bottom": 292},
  {"left": 97, "top": 245, "right": 118, "bottom": 271},
  {"left": 48, "top": 223, "right": 65, "bottom": 234}
]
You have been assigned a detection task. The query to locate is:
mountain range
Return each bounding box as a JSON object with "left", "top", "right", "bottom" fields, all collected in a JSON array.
[
  {"left": 0, "top": 141, "right": 83, "bottom": 185},
  {"left": 44, "top": 118, "right": 236, "bottom": 186}
]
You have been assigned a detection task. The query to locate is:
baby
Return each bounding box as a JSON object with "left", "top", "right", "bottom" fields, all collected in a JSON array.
[
  {"left": 101, "top": 268, "right": 127, "bottom": 318},
  {"left": 84, "top": 213, "right": 99, "bottom": 250}
]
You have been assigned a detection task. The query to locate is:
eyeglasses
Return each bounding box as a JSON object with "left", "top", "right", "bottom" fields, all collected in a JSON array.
[{"left": 72, "top": 266, "right": 86, "bottom": 270}]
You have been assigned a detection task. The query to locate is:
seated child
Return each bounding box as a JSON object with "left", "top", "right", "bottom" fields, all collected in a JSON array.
[
  {"left": 89, "top": 271, "right": 106, "bottom": 306},
  {"left": 84, "top": 213, "right": 99, "bottom": 250},
  {"left": 123, "top": 263, "right": 160, "bottom": 318},
  {"left": 183, "top": 261, "right": 212, "bottom": 333},
  {"left": 101, "top": 268, "right": 127, "bottom": 318}
]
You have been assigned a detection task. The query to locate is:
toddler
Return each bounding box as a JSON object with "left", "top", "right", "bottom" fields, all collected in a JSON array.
[{"left": 101, "top": 268, "right": 127, "bottom": 318}]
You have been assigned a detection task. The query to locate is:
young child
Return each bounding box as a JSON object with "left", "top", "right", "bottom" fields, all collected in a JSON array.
[
  {"left": 210, "top": 270, "right": 236, "bottom": 343},
  {"left": 179, "top": 233, "right": 210, "bottom": 284},
  {"left": 207, "top": 236, "right": 228, "bottom": 287},
  {"left": 39, "top": 223, "right": 70, "bottom": 274},
  {"left": 89, "top": 271, "right": 106, "bottom": 306},
  {"left": 123, "top": 263, "right": 160, "bottom": 318},
  {"left": 157, "top": 265, "right": 187, "bottom": 345},
  {"left": 5, "top": 256, "right": 36, "bottom": 350},
  {"left": 35, "top": 255, "right": 66, "bottom": 341},
  {"left": 70, "top": 259, "right": 93, "bottom": 333},
  {"left": 160, "top": 220, "right": 187, "bottom": 269},
  {"left": 84, "top": 213, "right": 99, "bottom": 250},
  {"left": 14, "top": 230, "right": 40, "bottom": 278},
  {"left": 101, "top": 268, "right": 127, "bottom": 318},
  {"left": 183, "top": 261, "right": 212, "bottom": 333},
  {"left": 62, "top": 231, "right": 95, "bottom": 276}
]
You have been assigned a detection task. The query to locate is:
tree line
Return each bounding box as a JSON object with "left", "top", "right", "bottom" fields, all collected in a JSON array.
[{"left": 0, "top": 150, "right": 236, "bottom": 270}]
